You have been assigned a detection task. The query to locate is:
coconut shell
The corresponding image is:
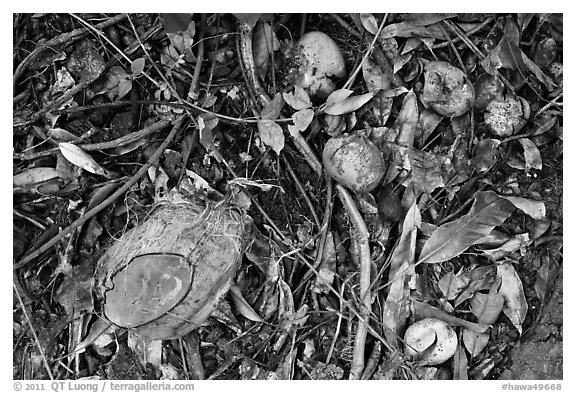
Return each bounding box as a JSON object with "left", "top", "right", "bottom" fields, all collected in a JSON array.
[{"left": 93, "top": 192, "right": 252, "bottom": 340}]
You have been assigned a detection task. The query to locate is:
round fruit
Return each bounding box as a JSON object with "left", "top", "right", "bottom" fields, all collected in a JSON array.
[
  {"left": 422, "top": 61, "right": 474, "bottom": 117},
  {"left": 292, "top": 31, "right": 346, "bottom": 99},
  {"left": 322, "top": 133, "right": 386, "bottom": 193}
]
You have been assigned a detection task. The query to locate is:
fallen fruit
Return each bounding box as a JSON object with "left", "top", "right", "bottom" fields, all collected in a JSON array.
[
  {"left": 93, "top": 192, "right": 252, "bottom": 340},
  {"left": 484, "top": 94, "right": 529, "bottom": 137},
  {"left": 404, "top": 317, "right": 458, "bottom": 366},
  {"left": 322, "top": 133, "right": 387, "bottom": 193},
  {"left": 421, "top": 61, "right": 474, "bottom": 117},
  {"left": 291, "top": 31, "right": 346, "bottom": 99}
]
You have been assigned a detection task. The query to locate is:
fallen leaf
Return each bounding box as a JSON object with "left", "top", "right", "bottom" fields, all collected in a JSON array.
[
  {"left": 463, "top": 329, "right": 490, "bottom": 358},
  {"left": 258, "top": 120, "right": 285, "bottom": 154},
  {"left": 438, "top": 270, "right": 470, "bottom": 300},
  {"left": 453, "top": 344, "right": 468, "bottom": 380},
  {"left": 481, "top": 233, "right": 531, "bottom": 260},
  {"left": 282, "top": 86, "right": 312, "bottom": 110},
  {"left": 391, "top": 90, "right": 419, "bottom": 147},
  {"left": 261, "top": 92, "right": 285, "bottom": 120},
  {"left": 131, "top": 58, "right": 145, "bottom": 76},
  {"left": 409, "top": 148, "right": 445, "bottom": 194},
  {"left": 497, "top": 262, "right": 528, "bottom": 334},
  {"left": 229, "top": 285, "right": 263, "bottom": 322},
  {"left": 362, "top": 57, "right": 391, "bottom": 92},
  {"left": 58, "top": 143, "right": 111, "bottom": 178},
  {"left": 417, "top": 191, "right": 517, "bottom": 264},
  {"left": 13, "top": 167, "right": 59, "bottom": 187},
  {"left": 382, "top": 202, "right": 421, "bottom": 348},
  {"left": 518, "top": 138, "right": 543, "bottom": 170},
  {"left": 360, "top": 13, "right": 379, "bottom": 35},
  {"left": 470, "top": 292, "right": 505, "bottom": 324},
  {"left": 292, "top": 108, "right": 314, "bottom": 132},
  {"left": 323, "top": 91, "right": 376, "bottom": 116}
]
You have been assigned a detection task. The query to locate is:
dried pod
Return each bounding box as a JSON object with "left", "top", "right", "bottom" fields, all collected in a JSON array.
[
  {"left": 404, "top": 318, "right": 458, "bottom": 366},
  {"left": 93, "top": 192, "right": 252, "bottom": 340},
  {"left": 291, "top": 31, "right": 346, "bottom": 99},
  {"left": 322, "top": 133, "right": 387, "bottom": 193},
  {"left": 421, "top": 61, "right": 475, "bottom": 117}
]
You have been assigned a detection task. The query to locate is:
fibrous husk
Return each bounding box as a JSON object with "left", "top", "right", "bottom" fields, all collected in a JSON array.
[{"left": 93, "top": 192, "right": 252, "bottom": 340}]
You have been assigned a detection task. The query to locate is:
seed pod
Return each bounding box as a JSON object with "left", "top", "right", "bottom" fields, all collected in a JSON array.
[{"left": 93, "top": 192, "right": 252, "bottom": 340}]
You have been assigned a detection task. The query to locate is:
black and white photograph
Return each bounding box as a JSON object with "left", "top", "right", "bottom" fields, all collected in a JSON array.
[{"left": 12, "top": 12, "right": 563, "bottom": 384}]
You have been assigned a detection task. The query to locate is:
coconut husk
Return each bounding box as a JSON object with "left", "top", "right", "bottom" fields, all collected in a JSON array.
[{"left": 93, "top": 192, "right": 253, "bottom": 340}]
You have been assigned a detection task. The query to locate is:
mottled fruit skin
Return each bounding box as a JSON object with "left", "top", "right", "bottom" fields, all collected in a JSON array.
[
  {"left": 404, "top": 318, "right": 458, "bottom": 366},
  {"left": 422, "top": 61, "right": 474, "bottom": 117},
  {"left": 322, "top": 134, "right": 386, "bottom": 193},
  {"left": 293, "top": 31, "right": 346, "bottom": 99},
  {"left": 484, "top": 95, "right": 527, "bottom": 137}
]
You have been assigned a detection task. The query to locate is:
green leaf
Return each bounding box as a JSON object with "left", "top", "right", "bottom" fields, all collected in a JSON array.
[
  {"left": 323, "top": 91, "right": 376, "bottom": 116},
  {"left": 417, "top": 191, "right": 516, "bottom": 264},
  {"left": 258, "top": 120, "right": 285, "bottom": 155}
]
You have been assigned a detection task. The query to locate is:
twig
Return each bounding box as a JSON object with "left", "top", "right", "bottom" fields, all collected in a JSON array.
[
  {"left": 188, "top": 14, "right": 207, "bottom": 100},
  {"left": 14, "top": 116, "right": 185, "bottom": 270},
  {"left": 13, "top": 14, "right": 127, "bottom": 90},
  {"left": 337, "top": 184, "right": 372, "bottom": 380},
  {"left": 14, "top": 274, "right": 55, "bottom": 379},
  {"left": 343, "top": 14, "right": 388, "bottom": 90},
  {"left": 329, "top": 14, "right": 362, "bottom": 38},
  {"left": 238, "top": 21, "right": 271, "bottom": 107},
  {"left": 283, "top": 157, "right": 320, "bottom": 228},
  {"left": 14, "top": 119, "right": 171, "bottom": 161},
  {"left": 432, "top": 17, "right": 494, "bottom": 49}
]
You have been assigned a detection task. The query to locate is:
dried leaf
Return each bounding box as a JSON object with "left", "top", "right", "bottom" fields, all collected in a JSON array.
[
  {"left": 438, "top": 271, "right": 469, "bottom": 300},
  {"left": 258, "top": 120, "right": 285, "bottom": 154},
  {"left": 453, "top": 344, "right": 468, "bottom": 380},
  {"left": 313, "top": 232, "right": 337, "bottom": 294},
  {"left": 67, "top": 40, "right": 106, "bottom": 83},
  {"left": 360, "top": 13, "right": 379, "bottom": 35},
  {"left": 58, "top": 143, "right": 111, "bottom": 178},
  {"left": 472, "top": 139, "right": 501, "bottom": 172},
  {"left": 521, "top": 51, "right": 557, "bottom": 91},
  {"left": 400, "top": 13, "right": 457, "bottom": 26},
  {"left": 233, "top": 13, "right": 261, "bottom": 29},
  {"left": 481, "top": 233, "right": 531, "bottom": 260},
  {"left": 392, "top": 90, "right": 418, "bottom": 147},
  {"left": 131, "top": 58, "right": 145, "bottom": 76},
  {"left": 261, "top": 92, "right": 285, "bottom": 120},
  {"left": 382, "top": 202, "right": 421, "bottom": 348},
  {"left": 197, "top": 113, "right": 219, "bottom": 149},
  {"left": 13, "top": 167, "right": 59, "bottom": 187},
  {"left": 497, "top": 263, "right": 528, "bottom": 334},
  {"left": 292, "top": 108, "right": 314, "bottom": 132},
  {"left": 417, "top": 191, "right": 517, "bottom": 264},
  {"left": 409, "top": 149, "right": 444, "bottom": 194},
  {"left": 362, "top": 58, "right": 391, "bottom": 92},
  {"left": 500, "top": 195, "right": 546, "bottom": 219},
  {"left": 229, "top": 285, "right": 263, "bottom": 322},
  {"left": 416, "top": 109, "right": 443, "bottom": 147},
  {"left": 323, "top": 91, "right": 376, "bottom": 116},
  {"left": 325, "top": 89, "right": 353, "bottom": 106},
  {"left": 380, "top": 22, "right": 445, "bottom": 39},
  {"left": 534, "top": 256, "right": 560, "bottom": 303},
  {"left": 282, "top": 86, "right": 312, "bottom": 110},
  {"left": 454, "top": 266, "right": 497, "bottom": 307},
  {"left": 518, "top": 138, "right": 543, "bottom": 170},
  {"left": 470, "top": 292, "right": 505, "bottom": 324},
  {"left": 463, "top": 329, "right": 490, "bottom": 358},
  {"left": 47, "top": 127, "right": 81, "bottom": 142}
]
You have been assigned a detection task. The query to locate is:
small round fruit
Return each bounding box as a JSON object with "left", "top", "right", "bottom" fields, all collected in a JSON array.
[
  {"left": 404, "top": 318, "right": 458, "bottom": 366},
  {"left": 484, "top": 94, "right": 529, "bottom": 137},
  {"left": 322, "top": 134, "right": 386, "bottom": 193},
  {"left": 292, "top": 31, "right": 346, "bottom": 99},
  {"left": 422, "top": 61, "right": 474, "bottom": 117}
]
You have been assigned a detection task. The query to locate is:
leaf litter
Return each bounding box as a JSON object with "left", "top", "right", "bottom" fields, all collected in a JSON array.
[{"left": 13, "top": 13, "right": 562, "bottom": 381}]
